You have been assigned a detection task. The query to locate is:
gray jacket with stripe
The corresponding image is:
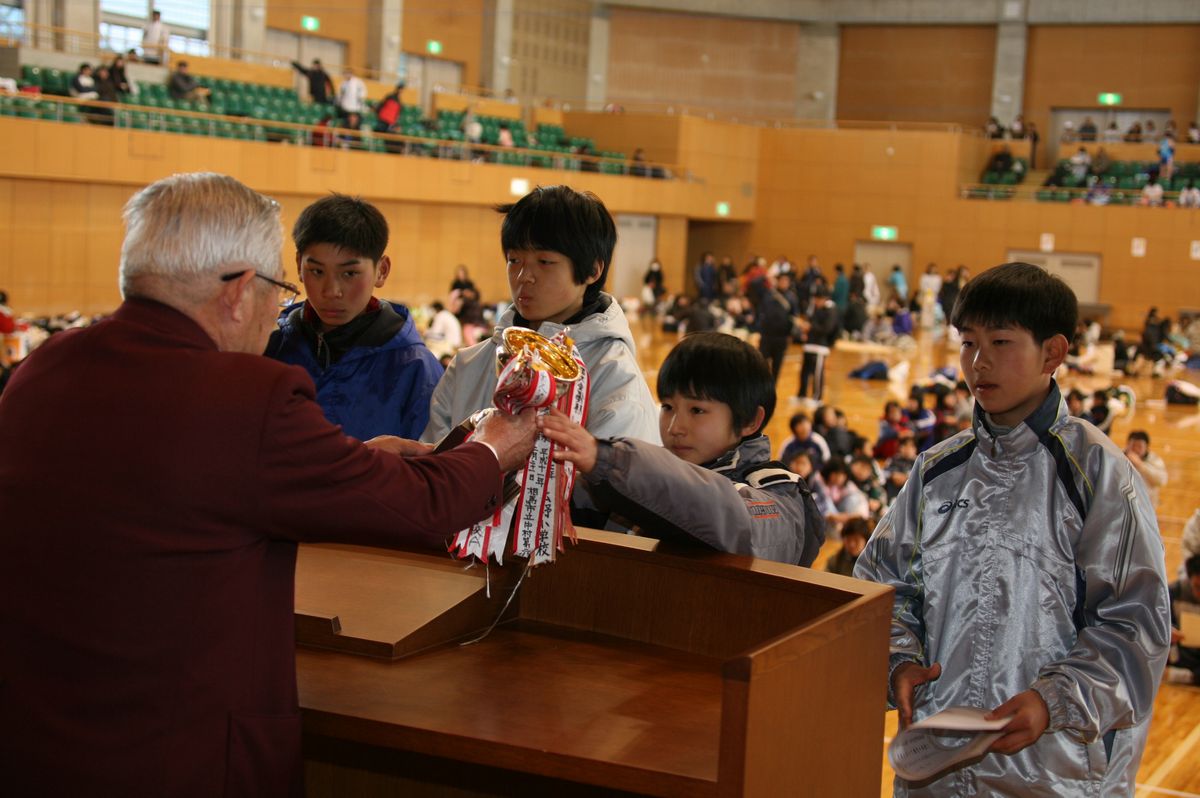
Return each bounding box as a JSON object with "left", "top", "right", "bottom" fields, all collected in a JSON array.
[
  {"left": 583, "top": 435, "right": 824, "bottom": 566},
  {"left": 855, "top": 381, "right": 1171, "bottom": 796}
]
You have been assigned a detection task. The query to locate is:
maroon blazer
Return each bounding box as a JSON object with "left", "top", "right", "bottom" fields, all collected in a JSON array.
[{"left": 0, "top": 299, "right": 503, "bottom": 797}]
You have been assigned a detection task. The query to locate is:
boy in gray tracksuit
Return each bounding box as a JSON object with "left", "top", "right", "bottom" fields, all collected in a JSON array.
[
  {"left": 540, "top": 332, "right": 824, "bottom": 566},
  {"left": 856, "top": 263, "right": 1171, "bottom": 796}
]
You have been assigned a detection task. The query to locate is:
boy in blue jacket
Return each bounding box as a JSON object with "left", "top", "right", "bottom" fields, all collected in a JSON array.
[{"left": 266, "top": 194, "right": 442, "bottom": 440}]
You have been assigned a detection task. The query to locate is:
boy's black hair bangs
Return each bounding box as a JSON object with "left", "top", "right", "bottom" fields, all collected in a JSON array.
[
  {"left": 497, "top": 185, "right": 616, "bottom": 302},
  {"left": 656, "top": 332, "right": 775, "bottom": 433},
  {"left": 293, "top": 193, "right": 389, "bottom": 262},
  {"left": 951, "top": 262, "right": 1077, "bottom": 343}
]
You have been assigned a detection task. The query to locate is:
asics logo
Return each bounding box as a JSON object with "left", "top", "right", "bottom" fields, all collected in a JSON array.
[{"left": 937, "top": 499, "right": 969, "bottom": 515}]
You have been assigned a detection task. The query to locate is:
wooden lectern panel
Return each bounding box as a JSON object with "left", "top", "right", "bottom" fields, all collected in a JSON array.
[{"left": 295, "top": 532, "right": 893, "bottom": 797}]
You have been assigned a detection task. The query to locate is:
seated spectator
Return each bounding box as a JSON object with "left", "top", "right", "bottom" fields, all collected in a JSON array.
[
  {"left": 904, "top": 388, "right": 936, "bottom": 452},
  {"left": 1059, "top": 119, "right": 1076, "bottom": 142},
  {"left": 1125, "top": 430, "right": 1168, "bottom": 508},
  {"left": 1103, "top": 121, "right": 1122, "bottom": 142},
  {"left": 1189, "top": 121, "right": 1200, "bottom": 144},
  {"left": 424, "top": 300, "right": 463, "bottom": 358},
  {"left": 1125, "top": 121, "right": 1143, "bottom": 143},
  {"left": 167, "top": 61, "right": 210, "bottom": 103},
  {"left": 843, "top": 292, "right": 867, "bottom": 339},
  {"left": 1009, "top": 114, "right": 1026, "bottom": 139},
  {"left": 497, "top": 124, "right": 514, "bottom": 148},
  {"left": 987, "top": 146, "right": 1013, "bottom": 174},
  {"left": 1165, "top": 554, "right": 1200, "bottom": 686},
  {"left": 778, "top": 412, "right": 830, "bottom": 471},
  {"left": 883, "top": 434, "right": 918, "bottom": 503},
  {"left": 1091, "top": 146, "right": 1111, "bottom": 177},
  {"left": 814, "top": 404, "right": 858, "bottom": 462},
  {"left": 1179, "top": 180, "right": 1200, "bottom": 208},
  {"left": 824, "top": 517, "right": 870, "bottom": 578},
  {"left": 787, "top": 451, "right": 832, "bottom": 518},
  {"left": 821, "top": 459, "right": 870, "bottom": 534},
  {"left": 1086, "top": 183, "right": 1111, "bottom": 206},
  {"left": 848, "top": 455, "right": 885, "bottom": 518},
  {"left": 985, "top": 116, "right": 1004, "bottom": 139},
  {"left": 1183, "top": 510, "right": 1200, "bottom": 579},
  {"left": 1145, "top": 119, "right": 1159, "bottom": 142},
  {"left": 631, "top": 148, "right": 649, "bottom": 178},
  {"left": 93, "top": 67, "right": 118, "bottom": 104},
  {"left": 1141, "top": 176, "right": 1164, "bottom": 207},
  {"left": 871, "top": 400, "right": 910, "bottom": 460},
  {"left": 1069, "top": 146, "right": 1091, "bottom": 181},
  {"left": 69, "top": 63, "right": 98, "bottom": 100},
  {"left": 1066, "top": 388, "right": 1087, "bottom": 418},
  {"left": 109, "top": 55, "right": 135, "bottom": 96},
  {"left": 1078, "top": 116, "right": 1098, "bottom": 142},
  {"left": 1089, "top": 389, "right": 1115, "bottom": 434}
]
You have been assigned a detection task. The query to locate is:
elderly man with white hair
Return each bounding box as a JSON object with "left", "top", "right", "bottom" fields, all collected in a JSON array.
[{"left": 0, "top": 173, "right": 536, "bottom": 797}]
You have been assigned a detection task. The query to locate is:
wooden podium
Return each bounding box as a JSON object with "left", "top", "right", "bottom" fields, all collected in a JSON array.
[{"left": 295, "top": 530, "right": 893, "bottom": 797}]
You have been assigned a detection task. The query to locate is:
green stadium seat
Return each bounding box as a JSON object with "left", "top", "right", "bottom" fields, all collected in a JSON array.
[{"left": 1054, "top": 189, "right": 1072, "bottom": 202}]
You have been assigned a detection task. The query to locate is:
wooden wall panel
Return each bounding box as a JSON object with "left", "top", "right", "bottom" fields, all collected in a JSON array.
[
  {"left": 1024, "top": 25, "right": 1200, "bottom": 168},
  {"left": 509, "top": 0, "right": 591, "bottom": 105},
  {"left": 655, "top": 216, "right": 690, "bottom": 299},
  {"left": 740, "top": 127, "right": 1200, "bottom": 331},
  {"left": 400, "top": 0, "right": 485, "bottom": 88},
  {"left": 606, "top": 8, "right": 801, "bottom": 118},
  {"left": 837, "top": 26, "right": 997, "bottom": 126}
]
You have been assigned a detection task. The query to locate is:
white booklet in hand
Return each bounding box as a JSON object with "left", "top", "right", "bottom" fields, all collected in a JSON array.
[{"left": 888, "top": 706, "right": 1010, "bottom": 782}]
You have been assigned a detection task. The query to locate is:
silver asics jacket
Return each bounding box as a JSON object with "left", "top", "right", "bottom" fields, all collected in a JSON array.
[{"left": 856, "top": 383, "right": 1171, "bottom": 797}]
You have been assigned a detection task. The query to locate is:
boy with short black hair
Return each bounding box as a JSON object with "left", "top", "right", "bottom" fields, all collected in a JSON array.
[
  {"left": 266, "top": 194, "right": 442, "bottom": 441},
  {"left": 825, "top": 517, "right": 869, "bottom": 577},
  {"left": 539, "top": 332, "right": 824, "bottom": 566},
  {"left": 1166, "top": 554, "right": 1200, "bottom": 686},
  {"left": 422, "top": 185, "right": 658, "bottom": 446},
  {"left": 856, "top": 262, "right": 1170, "bottom": 795}
]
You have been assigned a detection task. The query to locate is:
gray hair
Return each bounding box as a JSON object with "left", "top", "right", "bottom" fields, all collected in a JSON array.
[{"left": 119, "top": 172, "right": 282, "bottom": 298}]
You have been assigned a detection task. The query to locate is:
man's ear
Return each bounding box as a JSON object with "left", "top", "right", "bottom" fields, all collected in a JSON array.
[
  {"left": 740, "top": 406, "right": 767, "bottom": 439},
  {"left": 584, "top": 258, "right": 603, "bottom": 286},
  {"left": 1043, "top": 333, "right": 1069, "bottom": 374},
  {"left": 374, "top": 255, "right": 391, "bottom": 289},
  {"left": 216, "top": 269, "right": 257, "bottom": 324}
]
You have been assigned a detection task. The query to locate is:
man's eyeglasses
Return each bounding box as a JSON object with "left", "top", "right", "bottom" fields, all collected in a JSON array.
[{"left": 221, "top": 270, "right": 301, "bottom": 308}]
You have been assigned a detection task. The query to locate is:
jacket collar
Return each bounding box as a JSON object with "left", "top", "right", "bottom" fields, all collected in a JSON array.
[
  {"left": 116, "top": 297, "right": 218, "bottom": 351},
  {"left": 708, "top": 435, "right": 771, "bottom": 473},
  {"left": 971, "top": 379, "right": 1066, "bottom": 456}
]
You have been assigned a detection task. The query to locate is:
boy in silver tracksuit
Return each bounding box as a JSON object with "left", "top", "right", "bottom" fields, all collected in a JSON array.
[
  {"left": 856, "top": 263, "right": 1171, "bottom": 797},
  {"left": 540, "top": 332, "right": 824, "bottom": 566}
]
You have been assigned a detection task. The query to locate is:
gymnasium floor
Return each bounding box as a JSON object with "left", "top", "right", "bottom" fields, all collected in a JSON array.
[{"left": 627, "top": 318, "right": 1200, "bottom": 797}]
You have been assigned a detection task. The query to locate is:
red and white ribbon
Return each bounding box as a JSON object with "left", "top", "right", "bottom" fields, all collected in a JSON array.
[{"left": 450, "top": 332, "right": 589, "bottom": 566}]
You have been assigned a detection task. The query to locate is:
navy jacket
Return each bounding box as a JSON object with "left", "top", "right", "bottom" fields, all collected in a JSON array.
[{"left": 267, "top": 300, "right": 442, "bottom": 441}]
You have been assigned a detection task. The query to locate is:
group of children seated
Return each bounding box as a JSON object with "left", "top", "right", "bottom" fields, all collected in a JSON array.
[{"left": 264, "top": 185, "right": 1178, "bottom": 793}]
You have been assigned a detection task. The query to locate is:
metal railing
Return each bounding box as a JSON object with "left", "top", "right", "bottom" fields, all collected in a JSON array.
[{"left": 0, "top": 90, "right": 680, "bottom": 177}]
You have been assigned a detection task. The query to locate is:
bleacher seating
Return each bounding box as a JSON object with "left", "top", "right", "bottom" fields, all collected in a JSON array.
[{"left": 8, "top": 64, "right": 650, "bottom": 175}]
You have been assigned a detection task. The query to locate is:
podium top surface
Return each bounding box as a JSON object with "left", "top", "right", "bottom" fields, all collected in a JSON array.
[{"left": 298, "top": 621, "right": 724, "bottom": 796}]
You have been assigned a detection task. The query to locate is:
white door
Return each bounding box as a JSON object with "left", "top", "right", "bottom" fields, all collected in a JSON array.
[
  {"left": 1006, "top": 249, "right": 1100, "bottom": 303},
  {"left": 406, "top": 55, "right": 464, "bottom": 110},
  {"left": 612, "top": 215, "right": 658, "bottom": 304},
  {"left": 853, "top": 241, "right": 913, "bottom": 300}
]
